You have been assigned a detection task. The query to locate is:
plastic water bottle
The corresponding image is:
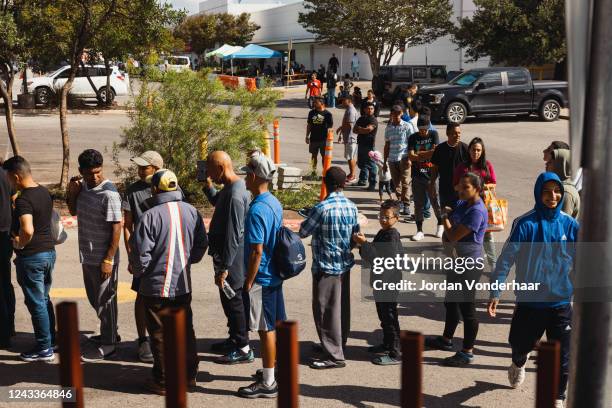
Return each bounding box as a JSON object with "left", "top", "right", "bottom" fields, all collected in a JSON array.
[{"left": 222, "top": 280, "right": 236, "bottom": 300}]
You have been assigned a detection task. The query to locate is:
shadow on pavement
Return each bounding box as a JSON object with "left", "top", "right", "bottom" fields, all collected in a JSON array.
[
  {"left": 423, "top": 380, "right": 515, "bottom": 407},
  {"left": 300, "top": 383, "right": 400, "bottom": 407}
]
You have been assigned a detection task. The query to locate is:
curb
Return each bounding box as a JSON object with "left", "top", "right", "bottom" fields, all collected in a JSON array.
[
  {"left": 61, "top": 216, "right": 304, "bottom": 232},
  {"left": 3, "top": 108, "right": 129, "bottom": 115}
]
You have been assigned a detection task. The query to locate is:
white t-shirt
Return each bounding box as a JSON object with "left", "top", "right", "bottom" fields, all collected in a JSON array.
[{"left": 351, "top": 55, "right": 359, "bottom": 69}]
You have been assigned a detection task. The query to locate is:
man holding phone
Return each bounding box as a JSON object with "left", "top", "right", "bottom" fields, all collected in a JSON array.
[{"left": 202, "top": 151, "right": 253, "bottom": 364}]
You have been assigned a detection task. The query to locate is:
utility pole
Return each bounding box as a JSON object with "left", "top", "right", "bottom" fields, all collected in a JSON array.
[{"left": 566, "top": 0, "right": 612, "bottom": 407}]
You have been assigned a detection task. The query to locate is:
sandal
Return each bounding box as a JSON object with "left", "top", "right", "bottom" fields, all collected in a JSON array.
[{"left": 309, "top": 359, "right": 346, "bottom": 369}]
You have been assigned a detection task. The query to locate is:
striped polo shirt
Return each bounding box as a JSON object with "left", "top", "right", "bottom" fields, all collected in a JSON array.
[
  {"left": 384, "top": 119, "right": 415, "bottom": 162},
  {"left": 77, "top": 179, "right": 122, "bottom": 265}
]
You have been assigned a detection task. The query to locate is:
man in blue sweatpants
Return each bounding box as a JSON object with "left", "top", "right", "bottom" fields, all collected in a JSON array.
[{"left": 488, "top": 172, "right": 579, "bottom": 408}]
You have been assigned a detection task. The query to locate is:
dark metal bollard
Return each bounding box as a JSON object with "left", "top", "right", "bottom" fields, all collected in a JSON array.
[
  {"left": 536, "top": 340, "right": 560, "bottom": 408},
  {"left": 277, "top": 321, "right": 299, "bottom": 408},
  {"left": 161, "top": 308, "right": 187, "bottom": 408},
  {"left": 56, "top": 301, "right": 84, "bottom": 408},
  {"left": 401, "top": 331, "right": 423, "bottom": 408}
]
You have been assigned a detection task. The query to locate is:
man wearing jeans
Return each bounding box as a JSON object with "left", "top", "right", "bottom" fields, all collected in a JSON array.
[
  {"left": 354, "top": 103, "right": 378, "bottom": 190},
  {"left": 129, "top": 169, "right": 208, "bottom": 394},
  {"left": 384, "top": 105, "right": 416, "bottom": 218},
  {"left": 67, "top": 149, "right": 122, "bottom": 361},
  {"left": 299, "top": 167, "right": 360, "bottom": 369},
  {"left": 0, "top": 165, "right": 15, "bottom": 349},
  {"left": 3, "top": 156, "right": 56, "bottom": 362},
  {"left": 408, "top": 115, "right": 442, "bottom": 241}
]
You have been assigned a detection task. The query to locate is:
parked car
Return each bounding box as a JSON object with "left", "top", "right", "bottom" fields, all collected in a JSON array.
[
  {"left": 25, "top": 65, "right": 129, "bottom": 106},
  {"left": 372, "top": 65, "right": 448, "bottom": 105},
  {"left": 416, "top": 67, "right": 568, "bottom": 124},
  {"left": 159, "top": 56, "right": 191, "bottom": 72}
]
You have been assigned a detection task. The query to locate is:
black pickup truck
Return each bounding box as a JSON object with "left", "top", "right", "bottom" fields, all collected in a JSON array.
[{"left": 416, "top": 67, "right": 568, "bottom": 124}]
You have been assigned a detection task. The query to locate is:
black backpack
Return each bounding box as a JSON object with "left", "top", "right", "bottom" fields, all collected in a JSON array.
[{"left": 261, "top": 201, "right": 307, "bottom": 280}]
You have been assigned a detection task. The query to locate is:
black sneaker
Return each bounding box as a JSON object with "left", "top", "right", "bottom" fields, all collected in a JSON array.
[
  {"left": 425, "top": 336, "right": 454, "bottom": 351},
  {"left": 210, "top": 338, "right": 236, "bottom": 353},
  {"left": 215, "top": 349, "right": 255, "bottom": 365},
  {"left": 367, "top": 185, "right": 377, "bottom": 192},
  {"left": 237, "top": 380, "right": 278, "bottom": 399},
  {"left": 443, "top": 351, "right": 474, "bottom": 367},
  {"left": 356, "top": 181, "right": 367, "bottom": 187}
]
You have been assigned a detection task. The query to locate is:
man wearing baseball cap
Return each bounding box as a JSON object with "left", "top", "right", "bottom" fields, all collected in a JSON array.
[
  {"left": 122, "top": 151, "right": 164, "bottom": 363},
  {"left": 237, "top": 150, "right": 286, "bottom": 398},
  {"left": 129, "top": 169, "right": 208, "bottom": 394}
]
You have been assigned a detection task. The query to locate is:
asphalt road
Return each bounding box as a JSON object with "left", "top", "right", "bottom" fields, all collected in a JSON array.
[{"left": 0, "top": 94, "right": 570, "bottom": 408}]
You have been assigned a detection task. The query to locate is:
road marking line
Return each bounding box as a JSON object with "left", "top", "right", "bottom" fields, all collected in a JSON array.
[{"left": 50, "top": 282, "right": 136, "bottom": 303}]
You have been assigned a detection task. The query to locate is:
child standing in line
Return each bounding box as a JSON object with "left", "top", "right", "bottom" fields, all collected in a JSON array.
[
  {"left": 353, "top": 200, "right": 403, "bottom": 365},
  {"left": 369, "top": 150, "right": 395, "bottom": 204}
]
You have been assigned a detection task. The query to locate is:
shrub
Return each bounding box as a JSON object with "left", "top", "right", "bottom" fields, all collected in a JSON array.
[{"left": 114, "top": 69, "right": 281, "bottom": 201}]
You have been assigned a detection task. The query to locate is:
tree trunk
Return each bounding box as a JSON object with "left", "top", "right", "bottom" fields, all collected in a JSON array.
[
  {"left": 80, "top": 61, "right": 103, "bottom": 105},
  {"left": 368, "top": 53, "right": 381, "bottom": 77},
  {"left": 59, "top": 77, "right": 75, "bottom": 190},
  {"left": 22, "top": 66, "right": 28, "bottom": 95},
  {"left": 0, "top": 65, "right": 20, "bottom": 156},
  {"left": 104, "top": 59, "right": 111, "bottom": 107}
]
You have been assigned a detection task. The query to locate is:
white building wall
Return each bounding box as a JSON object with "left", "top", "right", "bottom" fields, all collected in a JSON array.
[{"left": 198, "top": 0, "right": 490, "bottom": 79}]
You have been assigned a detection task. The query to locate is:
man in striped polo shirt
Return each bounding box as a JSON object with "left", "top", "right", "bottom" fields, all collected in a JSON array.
[{"left": 67, "top": 149, "right": 123, "bottom": 361}]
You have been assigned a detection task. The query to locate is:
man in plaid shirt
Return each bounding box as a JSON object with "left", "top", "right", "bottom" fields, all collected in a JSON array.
[{"left": 299, "top": 167, "right": 360, "bottom": 369}]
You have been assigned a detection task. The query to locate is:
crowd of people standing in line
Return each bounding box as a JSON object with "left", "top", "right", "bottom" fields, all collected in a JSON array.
[{"left": 0, "top": 90, "right": 582, "bottom": 406}]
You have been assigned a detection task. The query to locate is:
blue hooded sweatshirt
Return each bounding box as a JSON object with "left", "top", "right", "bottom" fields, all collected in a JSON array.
[{"left": 490, "top": 172, "right": 579, "bottom": 307}]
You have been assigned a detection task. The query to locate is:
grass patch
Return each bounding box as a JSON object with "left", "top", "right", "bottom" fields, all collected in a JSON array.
[{"left": 273, "top": 185, "right": 319, "bottom": 211}]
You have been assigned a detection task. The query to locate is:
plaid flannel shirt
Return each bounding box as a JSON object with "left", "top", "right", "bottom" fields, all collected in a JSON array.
[{"left": 299, "top": 192, "right": 360, "bottom": 275}]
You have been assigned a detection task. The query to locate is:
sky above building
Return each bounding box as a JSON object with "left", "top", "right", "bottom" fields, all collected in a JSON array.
[{"left": 169, "top": 0, "right": 199, "bottom": 14}]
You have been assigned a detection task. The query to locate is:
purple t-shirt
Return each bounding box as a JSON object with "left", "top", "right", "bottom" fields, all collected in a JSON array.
[{"left": 450, "top": 199, "right": 488, "bottom": 259}]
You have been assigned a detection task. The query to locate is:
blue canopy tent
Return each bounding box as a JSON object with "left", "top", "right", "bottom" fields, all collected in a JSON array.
[
  {"left": 222, "top": 44, "right": 282, "bottom": 60},
  {"left": 223, "top": 44, "right": 282, "bottom": 76}
]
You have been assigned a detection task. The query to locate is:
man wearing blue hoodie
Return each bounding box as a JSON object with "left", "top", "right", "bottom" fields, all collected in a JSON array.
[{"left": 488, "top": 172, "right": 579, "bottom": 408}]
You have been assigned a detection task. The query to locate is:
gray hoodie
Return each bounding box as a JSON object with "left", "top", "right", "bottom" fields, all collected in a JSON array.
[
  {"left": 551, "top": 149, "right": 580, "bottom": 218},
  {"left": 129, "top": 190, "right": 208, "bottom": 298}
]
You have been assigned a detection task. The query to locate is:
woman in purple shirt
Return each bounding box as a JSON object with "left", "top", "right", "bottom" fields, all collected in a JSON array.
[{"left": 425, "top": 172, "right": 488, "bottom": 368}]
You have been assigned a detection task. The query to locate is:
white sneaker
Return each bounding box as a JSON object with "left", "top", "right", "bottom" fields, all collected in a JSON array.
[
  {"left": 554, "top": 399, "right": 564, "bottom": 408},
  {"left": 138, "top": 339, "right": 154, "bottom": 363},
  {"left": 508, "top": 362, "right": 526, "bottom": 388},
  {"left": 436, "top": 225, "right": 444, "bottom": 238},
  {"left": 411, "top": 231, "right": 425, "bottom": 241}
]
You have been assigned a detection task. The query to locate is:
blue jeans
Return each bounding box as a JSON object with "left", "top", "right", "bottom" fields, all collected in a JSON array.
[
  {"left": 327, "top": 88, "right": 336, "bottom": 108},
  {"left": 15, "top": 250, "right": 56, "bottom": 350},
  {"left": 357, "top": 156, "right": 377, "bottom": 187}
]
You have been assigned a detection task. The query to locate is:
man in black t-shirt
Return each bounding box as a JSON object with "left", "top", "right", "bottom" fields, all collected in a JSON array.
[
  {"left": 354, "top": 103, "right": 379, "bottom": 190},
  {"left": 431, "top": 123, "right": 469, "bottom": 210},
  {"left": 328, "top": 53, "right": 340, "bottom": 73},
  {"left": 3, "top": 156, "right": 56, "bottom": 362},
  {"left": 407, "top": 115, "right": 442, "bottom": 241},
  {"left": 0, "top": 166, "right": 15, "bottom": 349},
  {"left": 306, "top": 97, "right": 334, "bottom": 173}
]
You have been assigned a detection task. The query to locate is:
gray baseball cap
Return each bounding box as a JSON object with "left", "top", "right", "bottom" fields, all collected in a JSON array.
[
  {"left": 240, "top": 150, "right": 276, "bottom": 181},
  {"left": 131, "top": 150, "right": 164, "bottom": 169}
]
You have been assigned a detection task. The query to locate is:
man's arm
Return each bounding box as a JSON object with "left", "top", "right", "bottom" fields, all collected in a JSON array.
[
  {"left": 128, "top": 214, "right": 153, "bottom": 277},
  {"left": 353, "top": 124, "right": 375, "bottom": 134},
  {"left": 244, "top": 243, "right": 263, "bottom": 291},
  {"left": 202, "top": 181, "right": 219, "bottom": 206},
  {"left": 190, "top": 214, "right": 208, "bottom": 264},
  {"left": 218, "top": 197, "right": 245, "bottom": 271},
  {"left": 14, "top": 214, "right": 34, "bottom": 249},
  {"left": 66, "top": 177, "right": 82, "bottom": 216},
  {"left": 299, "top": 205, "right": 323, "bottom": 238},
  {"left": 123, "top": 210, "right": 133, "bottom": 255}
]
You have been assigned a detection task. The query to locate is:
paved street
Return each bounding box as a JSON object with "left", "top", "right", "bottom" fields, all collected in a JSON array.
[{"left": 0, "top": 93, "right": 569, "bottom": 407}]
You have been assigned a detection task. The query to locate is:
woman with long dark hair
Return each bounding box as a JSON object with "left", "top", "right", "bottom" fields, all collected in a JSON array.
[
  {"left": 425, "top": 172, "right": 488, "bottom": 366},
  {"left": 452, "top": 137, "right": 497, "bottom": 270}
]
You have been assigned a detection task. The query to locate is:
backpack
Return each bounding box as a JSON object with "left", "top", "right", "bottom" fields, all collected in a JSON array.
[{"left": 261, "top": 201, "right": 307, "bottom": 280}]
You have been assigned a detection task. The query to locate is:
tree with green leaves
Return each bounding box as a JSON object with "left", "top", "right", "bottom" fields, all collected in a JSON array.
[
  {"left": 298, "top": 0, "right": 452, "bottom": 76},
  {"left": 19, "top": 0, "right": 182, "bottom": 189},
  {"left": 452, "top": 0, "right": 566, "bottom": 70},
  {"left": 115, "top": 70, "right": 280, "bottom": 199},
  {"left": 0, "top": 0, "right": 27, "bottom": 155},
  {"left": 174, "top": 12, "right": 259, "bottom": 56}
]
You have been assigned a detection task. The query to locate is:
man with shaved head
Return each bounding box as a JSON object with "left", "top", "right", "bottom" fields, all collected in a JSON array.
[{"left": 203, "top": 151, "right": 253, "bottom": 364}]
